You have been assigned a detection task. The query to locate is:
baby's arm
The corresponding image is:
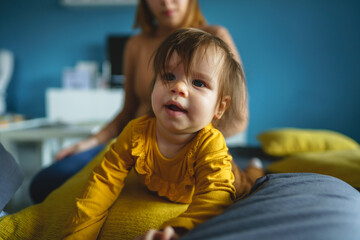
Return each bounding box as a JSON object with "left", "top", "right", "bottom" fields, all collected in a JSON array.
[{"left": 63, "top": 125, "right": 134, "bottom": 239}]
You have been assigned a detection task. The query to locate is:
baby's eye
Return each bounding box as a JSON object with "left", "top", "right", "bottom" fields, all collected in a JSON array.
[
  {"left": 192, "top": 79, "right": 206, "bottom": 87},
  {"left": 163, "top": 73, "right": 176, "bottom": 81}
]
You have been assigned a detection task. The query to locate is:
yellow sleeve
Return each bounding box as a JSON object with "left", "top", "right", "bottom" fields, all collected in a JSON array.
[
  {"left": 62, "top": 122, "right": 134, "bottom": 240},
  {"left": 161, "top": 130, "right": 235, "bottom": 230}
]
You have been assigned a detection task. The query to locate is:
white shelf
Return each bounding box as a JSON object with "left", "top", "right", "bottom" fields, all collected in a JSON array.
[{"left": 60, "top": 0, "right": 137, "bottom": 7}]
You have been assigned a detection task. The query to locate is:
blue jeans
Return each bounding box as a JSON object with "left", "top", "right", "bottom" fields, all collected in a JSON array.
[
  {"left": 29, "top": 144, "right": 105, "bottom": 204},
  {"left": 0, "top": 143, "right": 24, "bottom": 213}
]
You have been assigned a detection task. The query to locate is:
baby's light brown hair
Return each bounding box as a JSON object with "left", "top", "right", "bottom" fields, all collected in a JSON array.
[{"left": 151, "top": 28, "right": 247, "bottom": 131}]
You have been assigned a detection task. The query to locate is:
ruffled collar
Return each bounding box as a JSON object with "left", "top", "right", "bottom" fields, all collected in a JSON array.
[{"left": 130, "top": 116, "right": 203, "bottom": 203}]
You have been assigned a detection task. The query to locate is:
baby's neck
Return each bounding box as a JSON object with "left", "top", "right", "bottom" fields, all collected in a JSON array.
[{"left": 155, "top": 122, "right": 197, "bottom": 159}]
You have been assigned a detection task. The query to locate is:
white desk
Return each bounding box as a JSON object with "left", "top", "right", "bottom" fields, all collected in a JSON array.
[
  {"left": 1, "top": 88, "right": 124, "bottom": 167},
  {"left": 0, "top": 119, "right": 100, "bottom": 167}
]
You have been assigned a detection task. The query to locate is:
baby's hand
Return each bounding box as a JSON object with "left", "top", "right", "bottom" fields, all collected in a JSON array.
[{"left": 134, "top": 226, "right": 179, "bottom": 240}]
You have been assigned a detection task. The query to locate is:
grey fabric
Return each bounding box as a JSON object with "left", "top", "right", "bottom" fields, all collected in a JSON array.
[
  {"left": 183, "top": 173, "right": 360, "bottom": 240},
  {"left": 0, "top": 143, "right": 23, "bottom": 211}
]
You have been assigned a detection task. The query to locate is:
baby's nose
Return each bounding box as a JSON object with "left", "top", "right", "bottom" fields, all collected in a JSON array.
[{"left": 171, "top": 81, "right": 188, "bottom": 97}]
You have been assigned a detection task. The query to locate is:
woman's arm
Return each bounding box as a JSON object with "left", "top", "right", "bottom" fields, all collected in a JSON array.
[
  {"left": 56, "top": 36, "right": 140, "bottom": 160},
  {"left": 93, "top": 36, "right": 140, "bottom": 143}
]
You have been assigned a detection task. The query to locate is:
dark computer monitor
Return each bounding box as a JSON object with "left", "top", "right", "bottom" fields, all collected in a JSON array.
[{"left": 106, "top": 35, "right": 130, "bottom": 88}]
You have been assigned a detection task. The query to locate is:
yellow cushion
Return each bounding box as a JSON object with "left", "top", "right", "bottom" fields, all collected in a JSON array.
[
  {"left": 266, "top": 149, "right": 360, "bottom": 188},
  {"left": 0, "top": 140, "right": 188, "bottom": 240},
  {"left": 258, "top": 128, "right": 359, "bottom": 157}
]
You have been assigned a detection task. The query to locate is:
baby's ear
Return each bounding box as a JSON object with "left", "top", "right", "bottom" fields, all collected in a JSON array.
[{"left": 214, "top": 96, "right": 230, "bottom": 120}]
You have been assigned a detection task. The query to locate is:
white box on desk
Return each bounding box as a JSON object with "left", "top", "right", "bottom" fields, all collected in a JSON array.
[{"left": 46, "top": 88, "right": 124, "bottom": 123}]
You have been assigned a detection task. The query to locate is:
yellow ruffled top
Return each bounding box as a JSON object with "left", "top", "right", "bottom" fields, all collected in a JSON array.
[
  {"left": 63, "top": 115, "right": 236, "bottom": 239},
  {"left": 132, "top": 116, "right": 196, "bottom": 203}
]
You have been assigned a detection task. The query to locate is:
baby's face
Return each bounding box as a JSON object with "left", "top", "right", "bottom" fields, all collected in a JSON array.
[{"left": 151, "top": 47, "right": 225, "bottom": 135}]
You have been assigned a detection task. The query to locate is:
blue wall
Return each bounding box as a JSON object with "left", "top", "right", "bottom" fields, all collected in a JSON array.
[{"left": 1, "top": 0, "right": 359, "bottom": 145}]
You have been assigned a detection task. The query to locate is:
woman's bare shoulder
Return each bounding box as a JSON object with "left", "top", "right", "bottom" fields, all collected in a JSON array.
[
  {"left": 126, "top": 33, "right": 158, "bottom": 53},
  {"left": 200, "top": 25, "right": 231, "bottom": 38},
  {"left": 126, "top": 33, "right": 147, "bottom": 49},
  {"left": 200, "top": 24, "right": 240, "bottom": 62}
]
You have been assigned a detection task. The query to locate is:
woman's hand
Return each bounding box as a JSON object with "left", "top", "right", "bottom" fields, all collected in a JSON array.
[
  {"left": 55, "top": 137, "right": 99, "bottom": 161},
  {"left": 134, "top": 226, "right": 179, "bottom": 240}
]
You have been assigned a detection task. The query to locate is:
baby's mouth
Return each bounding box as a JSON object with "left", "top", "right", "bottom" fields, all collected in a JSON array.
[{"left": 166, "top": 104, "right": 187, "bottom": 113}]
